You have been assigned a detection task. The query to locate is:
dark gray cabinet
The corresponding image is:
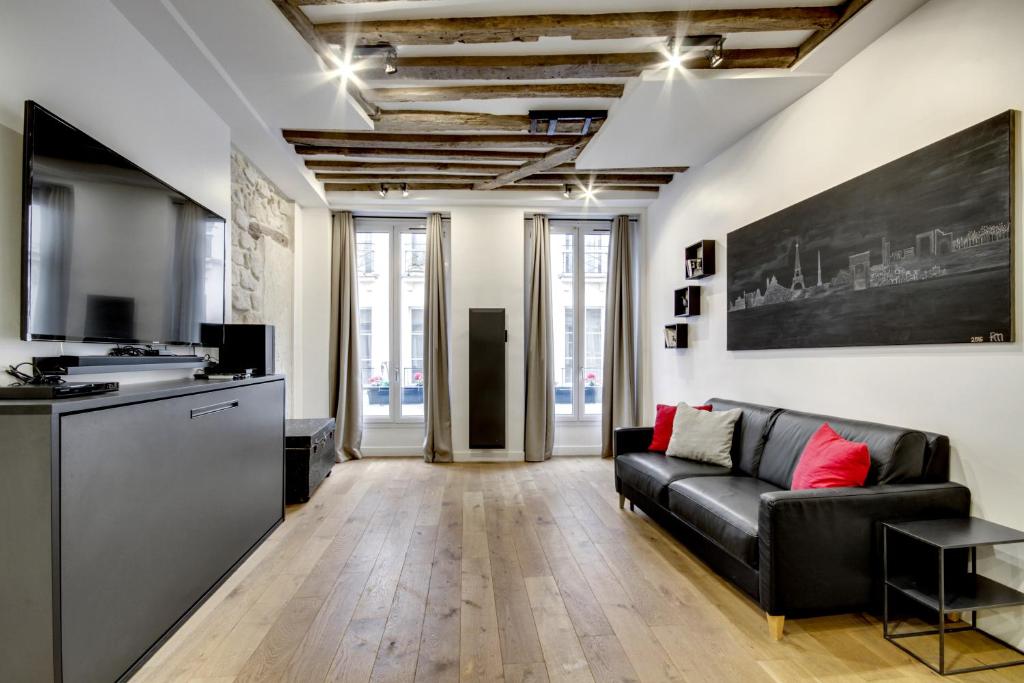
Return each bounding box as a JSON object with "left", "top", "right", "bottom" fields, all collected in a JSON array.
[{"left": 0, "top": 376, "right": 285, "bottom": 682}]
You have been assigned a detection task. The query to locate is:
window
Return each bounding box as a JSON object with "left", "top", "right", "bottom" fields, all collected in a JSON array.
[
  {"left": 548, "top": 220, "right": 610, "bottom": 419},
  {"left": 357, "top": 233, "right": 376, "bottom": 275},
  {"left": 355, "top": 216, "right": 446, "bottom": 422},
  {"left": 358, "top": 307, "right": 372, "bottom": 385}
]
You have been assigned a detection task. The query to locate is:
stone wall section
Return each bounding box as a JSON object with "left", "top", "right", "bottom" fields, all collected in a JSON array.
[{"left": 230, "top": 149, "right": 294, "bottom": 410}]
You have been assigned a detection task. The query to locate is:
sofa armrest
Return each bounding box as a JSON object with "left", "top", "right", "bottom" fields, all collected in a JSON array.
[
  {"left": 614, "top": 427, "right": 654, "bottom": 457},
  {"left": 757, "top": 482, "right": 970, "bottom": 616}
]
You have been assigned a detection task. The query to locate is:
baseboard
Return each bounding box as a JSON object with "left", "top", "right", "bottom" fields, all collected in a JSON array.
[
  {"left": 453, "top": 450, "right": 525, "bottom": 463},
  {"left": 552, "top": 446, "right": 601, "bottom": 457},
  {"left": 361, "top": 446, "right": 423, "bottom": 457}
]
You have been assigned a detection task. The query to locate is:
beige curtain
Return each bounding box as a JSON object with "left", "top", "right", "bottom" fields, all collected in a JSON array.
[
  {"left": 601, "top": 215, "right": 641, "bottom": 458},
  {"left": 329, "top": 211, "right": 363, "bottom": 461},
  {"left": 423, "top": 213, "right": 453, "bottom": 462},
  {"left": 524, "top": 215, "right": 555, "bottom": 462}
]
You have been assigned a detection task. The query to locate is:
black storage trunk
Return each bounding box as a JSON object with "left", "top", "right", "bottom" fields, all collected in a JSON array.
[{"left": 285, "top": 418, "right": 336, "bottom": 504}]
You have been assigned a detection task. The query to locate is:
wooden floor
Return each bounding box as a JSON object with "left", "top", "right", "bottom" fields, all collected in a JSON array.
[{"left": 132, "top": 457, "right": 1024, "bottom": 683}]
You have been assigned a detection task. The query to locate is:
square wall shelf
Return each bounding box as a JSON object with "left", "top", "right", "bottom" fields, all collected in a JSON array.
[
  {"left": 664, "top": 323, "right": 688, "bottom": 349},
  {"left": 674, "top": 286, "right": 701, "bottom": 318},
  {"left": 685, "top": 240, "right": 715, "bottom": 280}
]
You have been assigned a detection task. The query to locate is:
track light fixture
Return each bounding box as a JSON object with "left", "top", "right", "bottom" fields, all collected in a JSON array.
[
  {"left": 401, "top": 183, "right": 409, "bottom": 198},
  {"left": 664, "top": 35, "right": 723, "bottom": 70},
  {"left": 562, "top": 184, "right": 572, "bottom": 199},
  {"left": 350, "top": 44, "right": 399, "bottom": 76},
  {"left": 378, "top": 183, "right": 388, "bottom": 199},
  {"left": 384, "top": 46, "right": 398, "bottom": 75},
  {"left": 707, "top": 36, "right": 726, "bottom": 68}
]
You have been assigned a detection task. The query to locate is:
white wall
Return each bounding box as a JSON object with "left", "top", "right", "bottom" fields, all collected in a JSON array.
[
  {"left": 0, "top": 0, "right": 230, "bottom": 380},
  {"left": 449, "top": 207, "right": 528, "bottom": 460},
  {"left": 295, "top": 206, "right": 333, "bottom": 419},
  {"left": 645, "top": 0, "right": 1024, "bottom": 642}
]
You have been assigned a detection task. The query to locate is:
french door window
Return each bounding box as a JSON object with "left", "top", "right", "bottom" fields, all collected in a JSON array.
[
  {"left": 355, "top": 216, "right": 430, "bottom": 422},
  {"left": 549, "top": 220, "right": 610, "bottom": 419}
]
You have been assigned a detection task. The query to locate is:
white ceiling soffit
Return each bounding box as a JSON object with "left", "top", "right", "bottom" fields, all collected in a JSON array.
[
  {"left": 576, "top": 0, "right": 928, "bottom": 170},
  {"left": 112, "top": 0, "right": 374, "bottom": 208}
]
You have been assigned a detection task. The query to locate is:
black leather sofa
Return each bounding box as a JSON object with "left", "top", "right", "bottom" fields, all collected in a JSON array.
[{"left": 614, "top": 398, "right": 970, "bottom": 639}]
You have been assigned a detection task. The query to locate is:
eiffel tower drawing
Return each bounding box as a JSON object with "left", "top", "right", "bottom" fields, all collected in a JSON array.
[{"left": 791, "top": 242, "right": 805, "bottom": 290}]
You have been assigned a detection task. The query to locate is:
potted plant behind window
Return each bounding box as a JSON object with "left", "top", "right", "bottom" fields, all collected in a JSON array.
[
  {"left": 366, "top": 375, "right": 389, "bottom": 405},
  {"left": 403, "top": 372, "right": 424, "bottom": 404},
  {"left": 584, "top": 371, "right": 599, "bottom": 404}
]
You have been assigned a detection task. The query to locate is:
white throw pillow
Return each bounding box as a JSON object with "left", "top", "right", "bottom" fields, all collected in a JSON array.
[{"left": 665, "top": 403, "right": 740, "bottom": 468}]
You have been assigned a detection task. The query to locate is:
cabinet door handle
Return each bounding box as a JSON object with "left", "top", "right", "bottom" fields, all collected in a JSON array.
[{"left": 190, "top": 400, "right": 239, "bottom": 419}]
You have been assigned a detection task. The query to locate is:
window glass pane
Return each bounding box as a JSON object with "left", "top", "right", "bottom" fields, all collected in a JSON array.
[
  {"left": 583, "top": 232, "right": 609, "bottom": 415},
  {"left": 356, "top": 231, "right": 390, "bottom": 416},
  {"left": 401, "top": 232, "right": 426, "bottom": 417},
  {"left": 551, "top": 232, "right": 574, "bottom": 415}
]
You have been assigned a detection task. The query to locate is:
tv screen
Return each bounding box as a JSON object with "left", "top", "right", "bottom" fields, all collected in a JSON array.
[{"left": 21, "top": 101, "right": 226, "bottom": 345}]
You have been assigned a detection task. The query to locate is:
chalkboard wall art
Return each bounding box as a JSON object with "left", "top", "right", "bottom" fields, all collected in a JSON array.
[{"left": 727, "top": 111, "right": 1015, "bottom": 350}]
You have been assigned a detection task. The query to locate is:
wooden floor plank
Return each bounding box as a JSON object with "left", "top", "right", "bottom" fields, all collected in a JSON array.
[{"left": 134, "top": 458, "right": 1004, "bottom": 683}]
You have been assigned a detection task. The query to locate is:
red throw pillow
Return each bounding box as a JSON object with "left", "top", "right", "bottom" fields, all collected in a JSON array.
[
  {"left": 791, "top": 423, "right": 870, "bottom": 490},
  {"left": 649, "top": 403, "right": 711, "bottom": 452}
]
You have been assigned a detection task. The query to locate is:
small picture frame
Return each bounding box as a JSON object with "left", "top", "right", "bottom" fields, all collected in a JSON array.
[
  {"left": 664, "top": 323, "right": 687, "bottom": 349},
  {"left": 664, "top": 325, "right": 677, "bottom": 348}
]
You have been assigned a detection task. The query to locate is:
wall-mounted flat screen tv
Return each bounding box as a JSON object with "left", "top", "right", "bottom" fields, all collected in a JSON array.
[{"left": 21, "top": 101, "right": 226, "bottom": 345}]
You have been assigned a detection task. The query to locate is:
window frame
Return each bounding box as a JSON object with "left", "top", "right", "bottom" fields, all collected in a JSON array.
[
  {"left": 549, "top": 219, "right": 611, "bottom": 422},
  {"left": 355, "top": 216, "right": 433, "bottom": 424},
  {"left": 352, "top": 216, "right": 448, "bottom": 423}
]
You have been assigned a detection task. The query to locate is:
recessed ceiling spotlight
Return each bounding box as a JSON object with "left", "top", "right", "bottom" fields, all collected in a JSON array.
[
  {"left": 562, "top": 184, "right": 572, "bottom": 199},
  {"left": 664, "top": 40, "right": 684, "bottom": 70},
  {"left": 582, "top": 185, "right": 596, "bottom": 200},
  {"left": 378, "top": 183, "right": 388, "bottom": 199},
  {"left": 401, "top": 183, "right": 409, "bottom": 198},
  {"left": 707, "top": 36, "right": 726, "bottom": 68},
  {"left": 384, "top": 46, "right": 398, "bottom": 75}
]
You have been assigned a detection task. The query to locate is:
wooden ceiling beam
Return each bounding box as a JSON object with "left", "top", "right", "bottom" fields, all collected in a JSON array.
[
  {"left": 318, "top": 8, "right": 840, "bottom": 46},
  {"left": 475, "top": 138, "right": 592, "bottom": 191},
  {"left": 517, "top": 173, "right": 674, "bottom": 185},
  {"left": 305, "top": 160, "right": 518, "bottom": 174},
  {"left": 314, "top": 172, "right": 673, "bottom": 185},
  {"left": 294, "top": 145, "right": 546, "bottom": 161},
  {"left": 373, "top": 110, "right": 603, "bottom": 134},
  {"left": 304, "top": 160, "right": 688, "bottom": 175},
  {"left": 367, "top": 83, "right": 626, "bottom": 103},
  {"left": 323, "top": 182, "right": 659, "bottom": 194},
  {"left": 284, "top": 130, "right": 583, "bottom": 149},
  {"left": 318, "top": 174, "right": 499, "bottom": 183},
  {"left": 360, "top": 49, "right": 796, "bottom": 81},
  {"left": 552, "top": 165, "right": 689, "bottom": 174}
]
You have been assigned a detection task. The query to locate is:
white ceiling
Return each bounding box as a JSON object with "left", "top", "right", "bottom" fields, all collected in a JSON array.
[{"left": 114, "top": 0, "right": 929, "bottom": 208}]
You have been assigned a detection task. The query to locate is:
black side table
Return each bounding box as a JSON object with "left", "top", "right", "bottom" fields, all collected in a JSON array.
[{"left": 883, "top": 517, "right": 1024, "bottom": 675}]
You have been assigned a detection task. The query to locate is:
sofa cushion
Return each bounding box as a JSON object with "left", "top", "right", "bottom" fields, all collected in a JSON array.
[
  {"left": 615, "top": 453, "right": 731, "bottom": 505},
  {"left": 667, "top": 476, "right": 782, "bottom": 568},
  {"left": 758, "top": 410, "right": 928, "bottom": 489},
  {"left": 650, "top": 403, "right": 711, "bottom": 452},
  {"left": 791, "top": 423, "right": 870, "bottom": 489},
  {"left": 666, "top": 405, "right": 741, "bottom": 467},
  {"left": 706, "top": 398, "right": 781, "bottom": 477}
]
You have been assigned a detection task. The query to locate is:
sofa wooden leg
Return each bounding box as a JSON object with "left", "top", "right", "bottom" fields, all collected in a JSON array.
[
  {"left": 766, "top": 614, "right": 785, "bottom": 641},
  {"left": 619, "top": 494, "right": 625, "bottom": 509},
  {"left": 629, "top": 501, "right": 635, "bottom": 511}
]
